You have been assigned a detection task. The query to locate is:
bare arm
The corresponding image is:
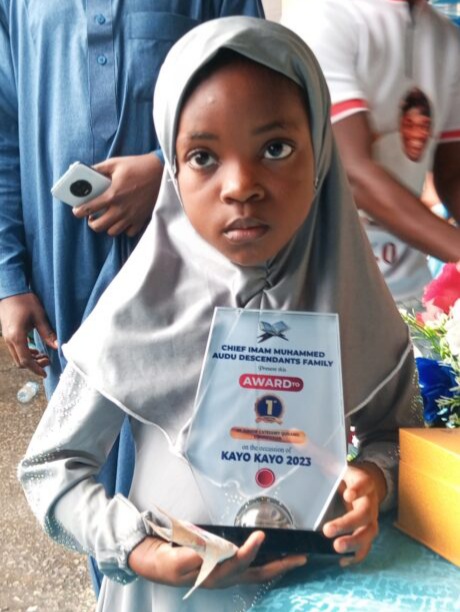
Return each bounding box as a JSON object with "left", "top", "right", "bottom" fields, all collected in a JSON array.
[
  {"left": 333, "top": 112, "right": 460, "bottom": 262},
  {"left": 433, "top": 141, "right": 460, "bottom": 224}
]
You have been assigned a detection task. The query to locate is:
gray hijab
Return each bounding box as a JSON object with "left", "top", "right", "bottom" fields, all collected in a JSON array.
[{"left": 64, "top": 17, "right": 413, "bottom": 442}]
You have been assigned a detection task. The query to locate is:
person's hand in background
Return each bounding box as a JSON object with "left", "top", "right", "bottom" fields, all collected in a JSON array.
[
  {"left": 0, "top": 293, "right": 57, "bottom": 377},
  {"left": 72, "top": 153, "right": 164, "bottom": 237}
]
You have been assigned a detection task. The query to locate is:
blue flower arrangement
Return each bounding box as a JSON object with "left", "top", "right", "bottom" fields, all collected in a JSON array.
[{"left": 415, "top": 357, "right": 460, "bottom": 427}]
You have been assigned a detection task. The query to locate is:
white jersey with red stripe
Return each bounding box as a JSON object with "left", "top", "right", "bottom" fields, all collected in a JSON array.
[{"left": 282, "top": 0, "right": 460, "bottom": 303}]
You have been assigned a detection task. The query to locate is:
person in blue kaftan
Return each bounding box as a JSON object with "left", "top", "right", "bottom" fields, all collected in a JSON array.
[
  {"left": 0, "top": 0, "right": 264, "bottom": 594},
  {"left": 0, "top": 0, "right": 264, "bottom": 395}
]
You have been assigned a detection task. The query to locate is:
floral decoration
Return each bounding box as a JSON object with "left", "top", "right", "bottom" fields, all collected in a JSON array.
[{"left": 401, "top": 263, "right": 460, "bottom": 428}]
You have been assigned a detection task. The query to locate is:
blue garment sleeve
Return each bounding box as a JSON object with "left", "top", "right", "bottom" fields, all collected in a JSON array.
[
  {"left": 218, "top": 0, "right": 264, "bottom": 18},
  {"left": 0, "top": 6, "right": 29, "bottom": 298},
  {"left": 152, "top": 148, "right": 165, "bottom": 166}
]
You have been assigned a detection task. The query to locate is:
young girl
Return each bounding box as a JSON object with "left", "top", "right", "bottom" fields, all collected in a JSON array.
[{"left": 19, "top": 17, "right": 421, "bottom": 612}]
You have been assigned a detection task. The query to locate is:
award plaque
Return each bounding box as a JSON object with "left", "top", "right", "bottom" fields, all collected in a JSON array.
[{"left": 185, "top": 308, "right": 347, "bottom": 557}]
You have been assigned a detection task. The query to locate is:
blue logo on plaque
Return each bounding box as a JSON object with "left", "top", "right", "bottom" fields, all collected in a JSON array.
[
  {"left": 258, "top": 320, "right": 289, "bottom": 343},
  {"left": 255, "top": 395, "right": 284, "bottom": 424}
]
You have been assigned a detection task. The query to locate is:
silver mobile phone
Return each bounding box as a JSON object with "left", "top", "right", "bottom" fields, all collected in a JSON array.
[{"left": 51, "top": 162, "right": 111, "bottom": 207}]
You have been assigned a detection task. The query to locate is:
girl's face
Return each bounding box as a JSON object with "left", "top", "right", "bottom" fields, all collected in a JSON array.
[{"left": 175, "top": 58, "right": 315, "bottom": 266}]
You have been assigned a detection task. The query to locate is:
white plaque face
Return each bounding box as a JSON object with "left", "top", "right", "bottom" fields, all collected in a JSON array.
[{"left": 185, "top": 308, "right": 347, "bottom": 530}]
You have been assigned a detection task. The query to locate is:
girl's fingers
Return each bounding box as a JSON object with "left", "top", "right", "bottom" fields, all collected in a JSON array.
[
  {"left": 342, "top": 470, "right": 376, "bottom": 504},
  {"left": 338, "top": 528, "right": 375, "bottom": 567},
  {"left": 323, "top": 493, "right": 377, "bottom": 539},
  {"left": 323, "top": 509, "right": 361, "bottom": 539},
  {"left": 164, "top": 545, "right": 204, "bottom": 578},
  {"left": 133, "top": 538, "right": 203, "bottom": 586},
  {"left": 240, "top": 554, "right": 307, "bottom": 584},
  {"left": 202, "top": 531, "right": 266, "bottom": 588},
  {"left": 236, "top": 530, "right": 266, "bottom": 562},
  {"left": 205, "top": 529, "right": 307, "bottom": 589},
  {"left": 155, "top": 533, "right": 306, "bottom": 590},
  {"left": 207, "top": 531, "right": 265, "bottom": 584},
  {"left": 333, "top": 522, "right": 378, "bottom": 556}
]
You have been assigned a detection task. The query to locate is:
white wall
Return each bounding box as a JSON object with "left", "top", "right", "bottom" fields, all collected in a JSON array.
[{"left": 262, "top": 0, "right": 281, "bottom": 22}]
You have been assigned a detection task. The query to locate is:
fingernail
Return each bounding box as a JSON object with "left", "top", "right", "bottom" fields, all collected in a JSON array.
[
  {"left": 296, "top": 556, "right": 308, "bottom": 567},
  {"left": 340, "top": 557, "right": 354, "bottom": 568},
  {"left": 323, "top": 525, "right": 337, "bottom": 538},
  {"left": 337, "top": 542, "right": 349, "bottom": 554}
]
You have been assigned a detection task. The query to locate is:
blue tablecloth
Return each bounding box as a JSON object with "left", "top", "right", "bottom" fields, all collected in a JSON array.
[{"left": 254, "top": 512, "right": 460, "bottom": 611}]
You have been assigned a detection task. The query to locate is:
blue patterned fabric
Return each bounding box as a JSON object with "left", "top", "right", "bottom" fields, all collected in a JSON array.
[
  {"left": 0, "top": 0, "right": 264, "bottom": 398},
  {"left": 254, "top": 512, "right": 460, "bottom": 611},
  {"left": 0, "top": 1, "right": 263, "bottom": 596}
]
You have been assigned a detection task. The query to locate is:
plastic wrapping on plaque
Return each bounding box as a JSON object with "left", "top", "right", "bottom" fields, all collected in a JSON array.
[{"left": 184, "top": 308, "right": 347, "bottom": 557}]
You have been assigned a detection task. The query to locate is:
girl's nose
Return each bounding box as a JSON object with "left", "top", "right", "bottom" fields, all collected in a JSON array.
[{"left": 220, "top": 161, "right": 265, "bottom": 204}]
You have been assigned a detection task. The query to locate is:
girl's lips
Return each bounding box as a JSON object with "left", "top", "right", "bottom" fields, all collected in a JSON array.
[{"left": 223, "top": 218, "right": 269, "bottom": 243}]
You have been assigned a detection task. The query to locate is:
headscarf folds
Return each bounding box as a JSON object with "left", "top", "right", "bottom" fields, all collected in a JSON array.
[{"left": 64, "top": 17, "right": 413, "bottom": 444}]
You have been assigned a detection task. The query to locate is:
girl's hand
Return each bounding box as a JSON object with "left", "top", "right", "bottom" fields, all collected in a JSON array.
[
  {"left": 128, "top": 531, "right": 307, "bottom": 588},
  {"left": 322, "top": 463, "right": 387, "bottom": 566}
]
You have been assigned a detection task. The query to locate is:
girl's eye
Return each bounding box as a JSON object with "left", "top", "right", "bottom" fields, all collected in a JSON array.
[
  {"left": 264, "top": 141, "right": 294, "bottom": 160},
  {"left": 187, "top": 150, "right": 217, "bottom": 169}
]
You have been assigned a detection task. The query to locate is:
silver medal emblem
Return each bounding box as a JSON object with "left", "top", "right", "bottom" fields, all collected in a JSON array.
[{"left": 234, "top": 496, "right": 294, "bottom": 529}]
